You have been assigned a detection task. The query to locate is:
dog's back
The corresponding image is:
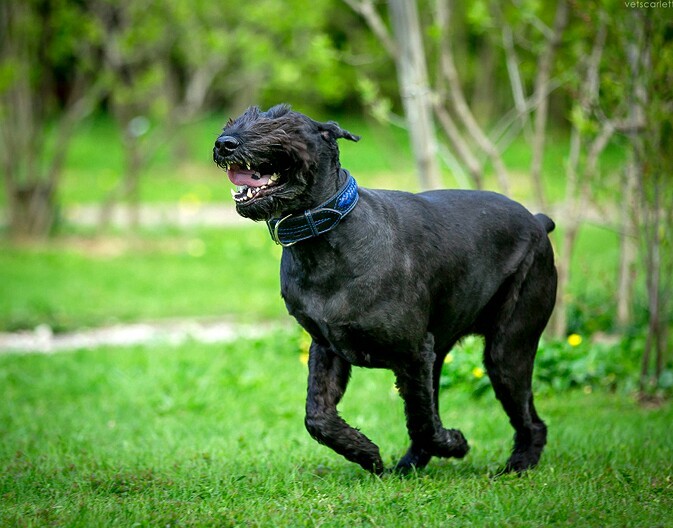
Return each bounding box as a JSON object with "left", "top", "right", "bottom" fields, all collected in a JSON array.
[{"left": 348, "top": 187, "right": 556, "bottom": 348}]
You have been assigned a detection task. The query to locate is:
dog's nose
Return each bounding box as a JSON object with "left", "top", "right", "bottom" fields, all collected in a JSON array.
[{"left": 216, "top": 135, "right": 240, "bottom": 153}]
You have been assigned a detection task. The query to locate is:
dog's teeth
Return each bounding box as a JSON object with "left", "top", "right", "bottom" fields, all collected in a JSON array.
[
  {"left": 270, "top": 173, "right": 280, "bottom": 182},
  {"left": 230, "top": 189, "right": 237, "bottom": 198},
  {"left": 247, "top": 189, "right": 253, "bottom": 198}
]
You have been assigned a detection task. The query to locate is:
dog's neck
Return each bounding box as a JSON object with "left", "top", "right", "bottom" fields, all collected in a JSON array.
[
  {"left": 308, "top": 166, "right": 349, "bottom": 208},
  {"left": 267, "top": 168, "right": 358, "bottom": 247}
]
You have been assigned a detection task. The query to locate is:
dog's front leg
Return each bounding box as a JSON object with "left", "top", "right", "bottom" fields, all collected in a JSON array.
[
  {"left": 304, "top": 340, "right": 384, "bottom": 474},
  {"left": 393, "top": 333, "right": 469, "bottom": 471}
]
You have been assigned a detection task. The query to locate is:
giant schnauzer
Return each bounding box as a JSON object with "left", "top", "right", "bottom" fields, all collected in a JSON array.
[{"left": 213, "top": 104, "right": 557, "bottom": 475}]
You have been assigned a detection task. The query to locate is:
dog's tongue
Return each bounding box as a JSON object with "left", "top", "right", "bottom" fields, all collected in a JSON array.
[{"left": 227, "top": 168, "right": 271, "bottom": 188}]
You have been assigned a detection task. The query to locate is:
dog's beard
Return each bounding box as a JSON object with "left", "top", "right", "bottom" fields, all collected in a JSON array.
[{"left": 233, "top": 174, "right": 309, "bottom": 221}]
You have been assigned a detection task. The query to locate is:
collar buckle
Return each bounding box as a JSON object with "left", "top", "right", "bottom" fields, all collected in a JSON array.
[{"left": 270, "top": 214, "right": 298, "bottom": 247}]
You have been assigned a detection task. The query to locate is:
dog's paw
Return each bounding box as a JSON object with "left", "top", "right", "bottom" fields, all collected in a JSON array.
[
  {"left": 502, "top": 450, "right": 541, "bottom": 474},
  {"left": 357, "top": 455, "right": 385, "bottom": 476},
  {"left": 431, "top": 428, "right": 470, "bottom": 459},
  {"left": 394, "top": 446, "right": 432, "bottom": 474}
]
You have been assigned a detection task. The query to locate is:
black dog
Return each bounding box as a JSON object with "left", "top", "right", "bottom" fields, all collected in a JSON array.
[{"left": 213, "top": 104, "right": 557, "bottom": 475}]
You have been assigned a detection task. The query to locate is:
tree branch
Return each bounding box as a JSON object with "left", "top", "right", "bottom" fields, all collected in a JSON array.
[
  {"left": 529, "top": 0, "right": 569, "bottom": 210},
  {"left": 342, "top": 0, "right": 397, "bottom": 57},
  {"left": 436, "top": 0, "right": 510, "bottom": 193},
  {"left": 434, "top": 103, "right": 483, "bottom": 188}
]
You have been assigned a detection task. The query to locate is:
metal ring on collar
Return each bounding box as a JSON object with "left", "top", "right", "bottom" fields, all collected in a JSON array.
[{"left": 272, "top": 214, "right": 298, "bottom": 247}]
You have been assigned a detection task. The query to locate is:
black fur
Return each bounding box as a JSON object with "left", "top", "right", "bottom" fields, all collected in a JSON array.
[{"left": 214, "top": 105, "right": 558, "bottom": 475}]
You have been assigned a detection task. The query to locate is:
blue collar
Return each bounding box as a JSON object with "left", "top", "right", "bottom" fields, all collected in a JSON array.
[{"left": 267, "top": 171, "right": 359, "bottom": 247}]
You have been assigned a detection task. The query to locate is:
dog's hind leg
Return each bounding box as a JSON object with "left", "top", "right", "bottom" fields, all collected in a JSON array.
[
  {"left": 304, "top": 341, "right": 385, "bottom": 474},
  {"left": 484, "top": 251, "right": 555, "bottom": 473},
  {"left": 484, "top": 336, "right": 547, "bottom": 473},
  {"left": 393, "top": 334, "right": 469, "bottom": 472}
]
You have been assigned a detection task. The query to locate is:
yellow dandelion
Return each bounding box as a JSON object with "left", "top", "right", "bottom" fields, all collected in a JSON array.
[
  {"left": 567, "top": 334, "right": 583, "bottom": 347},
  {"left": 298, "top": 330, "right": 311, "bottom": 354},
  {"left": 472, "top": 367, "right": 485, "bottom": 379}
]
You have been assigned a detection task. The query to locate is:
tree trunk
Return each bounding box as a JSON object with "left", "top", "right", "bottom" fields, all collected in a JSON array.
[
  {"left": 640, "top": 181, "right": 661, "bottom": 391},
  {"left": 529, "top": 0, "right": 569, "bottom": 210},
  {"left": 98, "top": 128, "right": 144, "bottom": 231},
  {"left": 616, "top": 164, "right": 638, "bottom": 327},
  {"left": 548, "top": 126, "right": 581, "bottom": 338},
  {"left": 550, "top": 223, "right": 580, "bottom": 338},
  {"left": 387, "top": 0, "right": 441, "bottom": 190},
  {"left": 7, "top": 183, "right": 57, "bottom": 239}
]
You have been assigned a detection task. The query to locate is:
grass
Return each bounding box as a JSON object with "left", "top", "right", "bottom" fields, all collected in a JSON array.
[
  {"left": 0, "top": 221, "right": 623, "bottom": 333},
  {"left": 0, "top": 227, "right": 287, "bottom": 332},
  {"left": 1, "top": 335, "right": 672, "bottom": 527}
]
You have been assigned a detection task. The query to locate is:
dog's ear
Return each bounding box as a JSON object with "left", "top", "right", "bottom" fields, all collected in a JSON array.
[
  {"left": 265, "top": 104, "right": 292, "bottom": 118},
  {"left": 319, "top": 121, "right": 361, "bottom": 143}
]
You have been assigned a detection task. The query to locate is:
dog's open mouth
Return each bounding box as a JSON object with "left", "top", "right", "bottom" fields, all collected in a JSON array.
[{"left": 223, "top": 163, "right": 283, "bottom": 204}]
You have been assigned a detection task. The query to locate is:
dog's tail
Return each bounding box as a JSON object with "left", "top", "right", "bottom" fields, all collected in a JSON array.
[{"left": 535, "top": 213, "right": 555, "bottom": 234}]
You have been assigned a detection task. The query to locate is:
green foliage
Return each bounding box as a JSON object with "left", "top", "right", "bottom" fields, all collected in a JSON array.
[
  {"left": 188, "top": 0, "right": 362, "bottom": 109},
  {"left": 1, "top": 337, "right": 672, "bottom": 526},
  {"left": 439, "top": 337, "right": 493, "bottom": 398},
  {"left": 0, "top": 0, "right": 103, "bottom": 185},
  {"left": 534, "top": 336, "right": 640, "bottom": 394},
  {"left": 440, "top": 333, "right": 660, "bottom": 398}
]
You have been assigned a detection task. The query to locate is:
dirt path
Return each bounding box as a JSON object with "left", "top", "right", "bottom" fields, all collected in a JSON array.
[
  {"left": 65, "top": 203, "right": 247, "bottom": 228},
  {"left": 0, "top": 318, "right": 285, "bottom": 354}
]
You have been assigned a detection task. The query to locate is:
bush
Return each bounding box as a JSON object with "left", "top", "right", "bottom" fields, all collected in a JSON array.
[
  {"left": 439, "top": 333, "right": 663, "bottom": 398},
  {"left": 533, "top": 335, "right": 640, "bottom": 394}
]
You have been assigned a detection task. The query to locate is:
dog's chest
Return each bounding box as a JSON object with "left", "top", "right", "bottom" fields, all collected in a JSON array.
[{"left": 280, "top": 258, "right": 427, "bottom": 367}]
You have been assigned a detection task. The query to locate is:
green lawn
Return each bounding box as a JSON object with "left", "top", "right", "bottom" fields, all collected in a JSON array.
[
  {"left": 1, "top": 336, "right": 671, "bottom": 527},
  {"left": 0, "top": 221, "right": 623, "bottom": 334},
  {"left": 0, "top": 227, "right": 286, "bottom": 332}
]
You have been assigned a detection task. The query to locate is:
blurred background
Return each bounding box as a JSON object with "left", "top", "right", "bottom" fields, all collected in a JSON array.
[{"left": 0, "top": 0, "right": 671, "bottom": 396}]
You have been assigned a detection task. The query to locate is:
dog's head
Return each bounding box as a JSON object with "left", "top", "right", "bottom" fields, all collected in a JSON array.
[{"left": 213, "top": 104, "right": 360, "bottom": 221}]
